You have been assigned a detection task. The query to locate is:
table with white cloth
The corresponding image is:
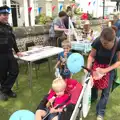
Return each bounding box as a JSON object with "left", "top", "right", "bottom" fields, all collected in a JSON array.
[
  {"left": 17, "top": 46, "right": 63, "bottom": 88},
  {"left": 71, "top": 41, "right": 92, "bottom": 54}
]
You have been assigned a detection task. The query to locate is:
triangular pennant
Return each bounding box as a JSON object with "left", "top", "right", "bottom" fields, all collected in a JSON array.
[
  {"left": 52, "top": 6, "right": 56, "bottom": 11},
  {"left": 28, "top": 7, "right": 32, "bottom": 13},
  {"left": 88, "top": 2, "right": 91, "bottom": 6}
]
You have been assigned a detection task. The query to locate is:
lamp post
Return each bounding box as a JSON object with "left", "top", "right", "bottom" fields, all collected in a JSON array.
[
  {"left": 103, "top": 0, "right": 105, "bottom": 19},
  {"left": 27, "top": 0, "right": 31, "bottom": 26},
  {"left": 116, "top": 2, "right": 119, "bottom": 11}
]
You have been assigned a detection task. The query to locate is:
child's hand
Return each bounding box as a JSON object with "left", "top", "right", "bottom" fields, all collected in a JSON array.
[
  {"left": 57, "top": 108, "right": 63, "bottom": 112},
  {"left": 46, "top": 101, "right": 51, "bottom": 108},
  {"left": 49, "top": 96, "right": 55, "bottom": 104},
  {"left": 64, "top": 52, "right": 67, "bottom": 57},
  {"left": 50, "top": 107, "right": 56, "bottom": 113},
  {"left": 50, "top": 108, "right": 62, "bottom": 113},
  {"left": 60, "top": 56, "right": 66, "bottom": 63},
  {"left": 55, "top": 68, "right": 61, "bottom": 78}
]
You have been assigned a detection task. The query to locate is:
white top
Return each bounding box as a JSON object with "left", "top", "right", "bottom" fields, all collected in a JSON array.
[{"left": 17, "top": 46, "right": 63, "bottom": 62}]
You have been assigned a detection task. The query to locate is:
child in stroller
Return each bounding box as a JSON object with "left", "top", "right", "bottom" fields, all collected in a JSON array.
[{"left": 35, "top": 78, "right": 82, "bottom": 120}]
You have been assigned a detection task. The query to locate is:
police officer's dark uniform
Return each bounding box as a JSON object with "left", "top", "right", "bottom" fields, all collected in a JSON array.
[{"left": 0, "top": 6, "right": 19, "bottom": 101}]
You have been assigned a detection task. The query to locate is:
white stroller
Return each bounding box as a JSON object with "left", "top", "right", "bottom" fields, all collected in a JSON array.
[
  {"left": 37, "top": 53, "right": 92, "bottom": 120},
  {"left": 70, "top": 69, "right": 92, "bottom": 120},
  {"left": 54, "top": 62, "right": 92, "bottom": 120}
]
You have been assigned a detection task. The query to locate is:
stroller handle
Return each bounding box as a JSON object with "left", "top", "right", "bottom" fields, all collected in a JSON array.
[{"left": 82, "top": 66, "right": 91, "bottom": 73}]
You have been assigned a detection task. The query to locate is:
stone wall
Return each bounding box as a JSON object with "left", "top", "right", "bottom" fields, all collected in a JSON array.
[
  {"left": 14, "top": 20, "right": 107, "bottom": 51},
  {"left": 14, "top": 25, "right": 50, "bottom": 51}
]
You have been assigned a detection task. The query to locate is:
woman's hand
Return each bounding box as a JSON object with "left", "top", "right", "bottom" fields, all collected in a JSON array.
[
  {"left": 64, "top": 29, "right": 68, "bottom": 33},
  {"left": 92, "top": 68, "right": 106, "bottom": 80},
  {"left": 96, "top": 68, "right": 107, "bottom": 75},
  {"left": 84, "top": 69, "right": 88, "bottom": 74}
]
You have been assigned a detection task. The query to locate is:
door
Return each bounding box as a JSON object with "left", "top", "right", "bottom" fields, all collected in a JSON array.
[{"left": 11, "top": 5, "right": 18, "bottom": 27}]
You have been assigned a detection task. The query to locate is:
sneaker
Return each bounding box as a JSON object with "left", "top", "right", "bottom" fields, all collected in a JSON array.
[
  {"left": 6, "top": 90, "right": 17, "bottom": 98},
  {"left": 0, "top": 91, "right": 8, "bottom": 101},
  {"left": 97, "top": 115, "right": 104, "bottom": 120}
]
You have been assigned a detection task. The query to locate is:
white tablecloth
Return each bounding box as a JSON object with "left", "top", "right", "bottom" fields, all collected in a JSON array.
[
  {"left": 18, "top": 46, "right": 63, "bottom": 62},
  {"left": 16, "top": 46, "right": 63, "bottom": 88}
]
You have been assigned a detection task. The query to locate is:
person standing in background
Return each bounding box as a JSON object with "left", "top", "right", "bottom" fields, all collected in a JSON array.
[
  {"left": 49, "top": 11, "right": 68, "bottom": 47},
  {"left": 113, "top": 14, "right": 120, "bottom": 38}
]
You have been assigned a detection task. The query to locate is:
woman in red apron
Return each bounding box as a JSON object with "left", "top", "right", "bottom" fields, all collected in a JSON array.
[{"left": 86, "top": 27, "right": 120, "bottom": 120}]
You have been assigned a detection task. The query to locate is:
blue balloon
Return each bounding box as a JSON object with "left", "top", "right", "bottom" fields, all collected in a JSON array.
[
  {"left": 9, "top": 110, "right": 35, "bottom": 120},
  {"left": 67, "top": 53, "right": 84, "bottom": 74}
]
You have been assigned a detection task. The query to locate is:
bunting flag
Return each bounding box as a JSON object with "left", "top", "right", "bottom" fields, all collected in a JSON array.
[
  {"left": 71, "top": 3, "right": 76, "bottom": 8},
  {"left": 28, "top": 7, "right": 32, "bottom": 13},
  {"left": 8, "top": 8, "right": 11, "bottom": 12},
  {"left": 52, "top": 6, "right": 56, "bottom": 11},
  {"left": 77, "top": 3, "right": 80, "bottom": 7},
  {"left": 38, "top": 7, "right": 42, "bottom": 14},
  {"left": 88, "top": 2, "right": 91, "bottom": 6},
  {"left": 93, "top": 1, "right": 96, "bottom": 5},
  {"left": 60, "top": 5, "right": 63, "bottom": 11}
]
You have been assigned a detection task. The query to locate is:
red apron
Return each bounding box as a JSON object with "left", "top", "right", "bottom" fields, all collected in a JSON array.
[{"left": 92, "top": 61, "right": 110, "bottom": 90}]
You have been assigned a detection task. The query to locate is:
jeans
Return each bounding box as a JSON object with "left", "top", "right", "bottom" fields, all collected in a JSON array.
[
  {"left": 57, "top": 37, "right": 62, "bottom": 47},
  {"left": 91, "top": 70, "right": 115, "bottom": 117},
  {"left": 49, "top": 37, "right": 57, "bottom": 47},
  {"left": 48, "top": 113, "right": 61, "bottom": 120}
]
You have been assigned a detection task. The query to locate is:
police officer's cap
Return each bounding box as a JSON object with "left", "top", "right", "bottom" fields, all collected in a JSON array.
[{"left": 0, "top": 5, "right": 10, "bottom": 14}]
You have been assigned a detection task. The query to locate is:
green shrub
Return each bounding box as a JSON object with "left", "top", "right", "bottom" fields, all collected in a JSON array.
[
  {"left": 35, "top": 14, "right": 53, "bottom": 24},
  {"left": 74, "top": 8, "right": 82, "bottom": 15}
]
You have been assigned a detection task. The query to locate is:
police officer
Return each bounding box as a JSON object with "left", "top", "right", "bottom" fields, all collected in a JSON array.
[{"left": 0, "top": 5, "right": 21, "bottom": 101}]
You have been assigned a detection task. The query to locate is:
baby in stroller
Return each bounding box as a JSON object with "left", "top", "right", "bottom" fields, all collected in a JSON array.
[{"left": 35, "top": 78, "right": 82, "bottom": 120}]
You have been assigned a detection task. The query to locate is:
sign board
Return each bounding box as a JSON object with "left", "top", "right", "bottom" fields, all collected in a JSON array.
[
  {"left": 69, "top": 17, "right": 80, "bottom": 41},
  {"left": 82, "top": 76, "right": 92, "bottom": 118}
]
